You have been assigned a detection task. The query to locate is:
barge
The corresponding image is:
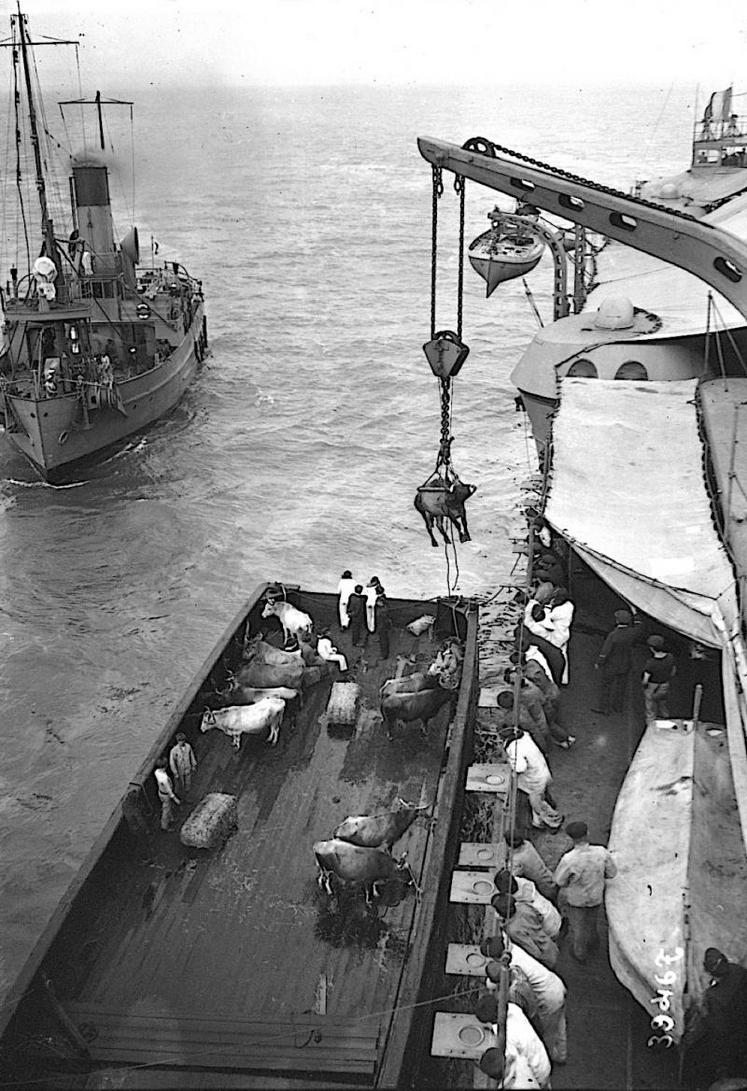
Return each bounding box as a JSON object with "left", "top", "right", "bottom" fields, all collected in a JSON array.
[{"left": 0, "top": 583, "right": 478, "bottom": 1089}]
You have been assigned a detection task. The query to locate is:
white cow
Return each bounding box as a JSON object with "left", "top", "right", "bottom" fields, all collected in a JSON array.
[
  {"left": 200, "top": 697, "right": 286, "bottom": 749},
  {"left": 261, "top": 600, "right": 313, "bottom": 645},
  {"left": 221, "top": 683, "right": 299, "bottom": 705}
]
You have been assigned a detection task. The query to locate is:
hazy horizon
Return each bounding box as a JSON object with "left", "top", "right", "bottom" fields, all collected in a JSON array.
[{"left": 7, "top": 0, "right": 747, "bottom": 93}]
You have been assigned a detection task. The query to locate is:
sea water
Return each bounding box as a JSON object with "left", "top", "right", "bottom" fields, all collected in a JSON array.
[{"left": 0, "top": 81, "right": 694, "bottom": 1002}]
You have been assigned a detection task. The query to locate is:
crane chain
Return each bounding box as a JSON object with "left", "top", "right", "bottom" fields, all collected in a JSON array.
[
  {"left": 430, "top": 164, "right": 443, "bottom": 340},
  {"left": 454, "top": 173, "right": 465, "bottom": 342},
  {"left": 461, "top": 136, "right": 701, "bottom": 223}
]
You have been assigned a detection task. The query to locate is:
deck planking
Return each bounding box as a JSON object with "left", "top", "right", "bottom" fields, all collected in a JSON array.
[{"left": 43, "top": 608, "right": 454, "bottom": 1075}]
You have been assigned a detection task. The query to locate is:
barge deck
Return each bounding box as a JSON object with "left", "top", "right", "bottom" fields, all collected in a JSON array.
[{"left": 0, "top": 585, "right": 478, "bottom": 1089}]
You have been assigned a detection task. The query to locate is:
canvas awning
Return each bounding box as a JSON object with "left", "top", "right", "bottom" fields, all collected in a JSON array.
[
  {"left": 544, "top": 377, "right": 739, "bottom": 647},
  {"left": 548, "top": 377, "right": 747, "bottom": 1030}
]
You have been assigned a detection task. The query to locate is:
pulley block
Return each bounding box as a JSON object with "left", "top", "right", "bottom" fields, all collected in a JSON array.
[{"left": 422, "top": 329, "right": 470, "bottom": 379}]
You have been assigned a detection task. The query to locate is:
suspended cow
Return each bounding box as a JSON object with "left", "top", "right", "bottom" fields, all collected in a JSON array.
[{"left": 414, "top": 473, "right": 476, "bottom": 547}]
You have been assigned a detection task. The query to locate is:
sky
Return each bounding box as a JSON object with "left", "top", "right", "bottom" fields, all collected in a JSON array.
[{"left": 7, "top": 0, "right": 747, "bottom": 89}]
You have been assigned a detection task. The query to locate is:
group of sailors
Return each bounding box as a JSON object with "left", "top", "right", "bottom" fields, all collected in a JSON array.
[
  {"left": 42, "top": 341, "right": 118, "bottom": 398},
  {"left": 337, "top": 571, "right": 392, "bottom": 658},
  {"left": 471, "top": 517, "right": 747, "bottom": 1086},
  {"left": 469, "top": 817, "right": 618, "bottom": 1088},
  {"left": 460, "top": 525, "right": 616, "bottom": 1085},
  {"left": 153, "top": 733, "right": 198, "bottom": 831}
]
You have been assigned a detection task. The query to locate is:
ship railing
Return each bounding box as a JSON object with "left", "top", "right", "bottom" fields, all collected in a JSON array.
[{"left": 137, "top": 262, "right": 203, "bottom": 300}]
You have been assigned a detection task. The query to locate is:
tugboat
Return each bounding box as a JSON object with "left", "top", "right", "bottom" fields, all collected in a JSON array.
[{"left": 0, "top": 11, "right": 207, "bottom": 481}]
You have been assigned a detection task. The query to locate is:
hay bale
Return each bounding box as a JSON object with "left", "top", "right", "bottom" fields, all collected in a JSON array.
[
  {"left": 180, "top": 793, "right": 238, "bottom": 850},
  {"left": 326, "top": 682, "right": 360, "bottom": 726}
]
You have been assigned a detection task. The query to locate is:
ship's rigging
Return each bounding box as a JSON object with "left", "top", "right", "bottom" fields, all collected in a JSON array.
[{"left": 415, "top": 163, "right": 475, "bottom": 593}]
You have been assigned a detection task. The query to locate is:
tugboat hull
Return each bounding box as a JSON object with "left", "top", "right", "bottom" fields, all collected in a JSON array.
[{"left": 2, "top": 307, "right": 206, "bottom": 480}]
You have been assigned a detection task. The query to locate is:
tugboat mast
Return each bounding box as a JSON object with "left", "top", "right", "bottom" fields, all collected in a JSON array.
[{"left": 13, "top": 8, "right": 67, "bottom": 271}]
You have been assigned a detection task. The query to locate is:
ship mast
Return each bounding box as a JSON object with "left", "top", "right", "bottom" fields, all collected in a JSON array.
[
  {"left": 3, "top": 7, "right": 81, "bottom": 276},
  {"left": 15, "top": 8, "right": 57, "bottom": 270}
]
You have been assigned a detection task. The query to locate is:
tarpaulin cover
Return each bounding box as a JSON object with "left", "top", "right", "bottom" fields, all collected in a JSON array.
[
  {"left": 544, "top": 377, "right": 738, "bottom": 647},
  {"left": 548, "top": 377, "right": 747, "bottom": 1036}
]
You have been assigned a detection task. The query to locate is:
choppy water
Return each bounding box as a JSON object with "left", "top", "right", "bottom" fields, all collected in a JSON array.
[{"left": 0, "top": 80, "right": 694, "bottom": 1003}]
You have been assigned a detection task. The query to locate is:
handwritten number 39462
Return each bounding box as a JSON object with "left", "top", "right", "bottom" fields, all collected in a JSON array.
[{"left": 647, "top": 947, "right": 684, "bottom": 1049}]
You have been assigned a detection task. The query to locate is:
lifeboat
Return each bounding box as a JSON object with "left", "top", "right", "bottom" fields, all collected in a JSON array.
[{"left": 468, "top": 209, "right": 545, "bottom": 296}]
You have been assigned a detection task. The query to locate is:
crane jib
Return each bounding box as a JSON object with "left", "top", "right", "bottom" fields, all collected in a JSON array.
[{"left": 417, "top": 136, "right": 747, "bottom": 323}]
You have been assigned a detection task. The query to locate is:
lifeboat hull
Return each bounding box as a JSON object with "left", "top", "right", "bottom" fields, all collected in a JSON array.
[{"left": 468, "top": 229, "right": 545, "bottom": 296}]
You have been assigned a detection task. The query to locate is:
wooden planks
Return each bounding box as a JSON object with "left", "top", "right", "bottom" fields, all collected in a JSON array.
[{"left": 66, "top": 1004, "right": 380, "bottom": 1076}]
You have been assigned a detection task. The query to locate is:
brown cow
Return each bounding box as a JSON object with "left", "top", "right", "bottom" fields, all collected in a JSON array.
[
  {"left": 414, "top": 474, "right": 477, "bottom": 547},
  {"left": 380, "top": 685, "right": 454, "bottom": 740}
]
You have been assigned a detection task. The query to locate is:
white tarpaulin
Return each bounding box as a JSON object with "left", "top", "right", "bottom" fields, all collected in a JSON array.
[{"left": 544, "top": 377, "right": 739, "bottom": 647}]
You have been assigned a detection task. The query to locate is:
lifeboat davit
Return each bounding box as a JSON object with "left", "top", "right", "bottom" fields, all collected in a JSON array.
[{"left": 468, "top": 211, "right": 545, "bottom": 297}]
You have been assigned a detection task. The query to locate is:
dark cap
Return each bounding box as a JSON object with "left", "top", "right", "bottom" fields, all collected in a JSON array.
[
  {"left": 493, "top": 869, "right": 518, "bottom": 895},
  {"left": 342, "top": 570, "right": 352, "bottom": 578},
  {"left": 484, "top": 960, "right": 503, "bottom": 983},
  {"left": 479, "top": 1048, "right": 504, "bottom": 1079},
  {"left": 480, "top": 934, "right": 505, "bottom": 959},
  {"left": 566, "top": 820, "right": 588, "bottom": 840},
  {"left": 647, "top": 635, "right": 665, "bottom": 649},
  {"left": 704, "top": 947, "right": 727, "bottom": 974},
  {"left": 615, "top": 609, "right": 632, "bottom": 624},
  {"left": 490, "top": 892, "right": 515, "bottom": 919},
  {"left": 474, "top": 994, "right": 499, "bottom": 1025}
]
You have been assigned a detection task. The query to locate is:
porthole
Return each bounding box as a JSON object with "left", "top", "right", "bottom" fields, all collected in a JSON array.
[
  {"left": 567, "top": 358, "right": 598, "bottom": 378},
  {"left": 615, "top": 361, "right": 648, "bottom": 380}
]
